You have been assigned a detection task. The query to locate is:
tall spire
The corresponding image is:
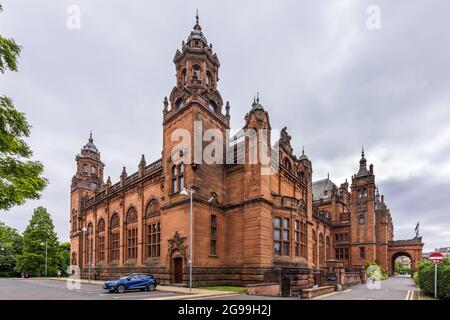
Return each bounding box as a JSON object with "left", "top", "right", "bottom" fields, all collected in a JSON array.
[
  {"left": 194, "top": 9, "right": 202, "bottom": 31},
  {"left": 356, "top": 147, "right": 369, "bottom": 177}
]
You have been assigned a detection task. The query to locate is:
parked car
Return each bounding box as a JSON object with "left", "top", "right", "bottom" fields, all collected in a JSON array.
[{"left": 103, "top": 273, "right": 157, "bottom": 293}]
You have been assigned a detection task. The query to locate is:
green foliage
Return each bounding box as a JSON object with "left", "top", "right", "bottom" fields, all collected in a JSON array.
[
  {"left": 417, "top": 257, "right": 450, "bottom": 300},
  {"left": 413, "top": 272, "right": 419, "bottom": 286},
  {"left": 0, "top": 221, "right": 23, "bottom": 276},
  {"left": 365, "top": 261, "right": 389, "bottom": 280},
  {"left": 15, "top": 207, "right": 60, "bottom": 277},
  {"left": 0, "top": 6, "right": 47, "bottom": 210},
  {"left": 57, "top": 242, "right": 70, "bottom": 277}
]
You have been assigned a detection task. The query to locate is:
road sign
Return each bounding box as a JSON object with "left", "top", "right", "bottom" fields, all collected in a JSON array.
[{"left": 429, "top": 252, "right": 444, "bottom": 264}]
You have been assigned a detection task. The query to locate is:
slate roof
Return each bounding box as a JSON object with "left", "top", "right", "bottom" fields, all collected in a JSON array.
[{"left": 312, "top": 178, "right": 337, "bottom": 202}]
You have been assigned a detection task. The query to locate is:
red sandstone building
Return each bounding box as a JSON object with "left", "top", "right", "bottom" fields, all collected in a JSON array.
[{"left": 70, "top": 16, "right": 423, "bottom": 291}]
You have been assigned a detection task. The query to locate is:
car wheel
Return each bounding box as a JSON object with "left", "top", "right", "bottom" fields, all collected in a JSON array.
[
  {"left": 116, "top": 285, "right": 126, "bottom": 294},
  {"left": 146, "top": 284, "right": 156, "bottom": 291}
]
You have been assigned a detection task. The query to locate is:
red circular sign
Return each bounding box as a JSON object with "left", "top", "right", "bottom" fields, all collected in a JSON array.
[{"left": 429, "top": 252, "right": 445, "bottom": 264}]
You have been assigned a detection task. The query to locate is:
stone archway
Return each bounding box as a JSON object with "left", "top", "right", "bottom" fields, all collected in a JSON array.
[
  {"left": 391, "top": 251, "right": 412, "bottom": 276},
  {"left": 387, "top": 237, "right": 424, "bottom": 276}
]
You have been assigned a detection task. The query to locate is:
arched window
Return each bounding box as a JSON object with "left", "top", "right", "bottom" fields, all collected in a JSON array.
[
  {"left": 125, "top": 207, "right": 138, "bottom": 260},
  {"left": 284, "top": 158, "right": 292, "bottom": 172},
  {"left": 300, "top": 221, "right": 307, "bottom": 258},
  {"left": 180, "top": 68, "right": 187, "bottom": 85},
  {"left": 145, "top": 199, "right": 160, "bottom": 217},
  {"left": 171, "top": 163, "right": 185, "bottom": 193},
  {"left": 192, "top": 64, "right": 201, "bottom": 82},
  {"left": 206, "top": 71, "right": 213, "bottom": 86},
  {"left": 319, "top": 233, "right": 325, "bottom": 267},
  {"left": 145, "top": 199, "right": 161, "bottom": 259},
  {"left": 312, "top": 230, "right": 318, "bottom": 266},
  {"left": 326, "top": 235, "right": 331, "bottom": 260},
  {"left": 91, "top": 165, "right": 96, "bottom": 175},
  {"left": 71, "top": 210, "right": 77, "bottom": 232},
  {"left": 362, "top": 188, "right": 368, "bottom": 198},
  {"left": 85, "top": 222, "right": 93, "bottom": 267},
  {"left": 175, "top": 98, "right": 184, "bottom": 110},
  {"left": 97, "top": 218, "right": 105, "bottom": 262},
  {"left": 207, "top": 100, "right": 217, "bottom": 113},
  {"left": 109, "top": 213, "right": 120, "bottom": 262},
  {"left": 357, "top": 189, "right": 362, "bottom": 198}
]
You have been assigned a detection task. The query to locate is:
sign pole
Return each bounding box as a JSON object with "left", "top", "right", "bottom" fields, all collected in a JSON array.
[{"left": 434, "top": 263, "right": 438, "bottom": 299}]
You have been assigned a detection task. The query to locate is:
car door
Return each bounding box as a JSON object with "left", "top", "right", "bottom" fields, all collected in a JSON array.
[{"left": 127, "top": 274, "right": 141, "bottom": 289}]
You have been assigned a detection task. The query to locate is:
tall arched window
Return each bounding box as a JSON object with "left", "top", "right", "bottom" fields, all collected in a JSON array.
[
  {"left": 300, "top": 221, "right": 307, "bottom": 258},
  {"left": 326, "top": 235, "right": 331, "bottom": 260},
  {"left": 312, "top": 230, "right": 318, "bottom": 266},
  {"left": 319, "top": 233, "right": 325, "bottom": 267},
  {"left": 171, "top": 163, "right": 184, "bottom": 193},
  {"left": 145, "top": 199, "right": 161, "bottom": 259},
  {"left": 206, "top": 71, "right": 213, "bottom": 86},
  {"left": 97, "top": 218, "right": 105, "bottom": 262},
  {"left": 125, "top": 207, "right": 138, "bottom": 260},
  {"left": 284, "top": 158, "right": 292, "bottom": 172},
  {"left": 71, "top": 210, "right": 77, "bottom": 232},
  {"left": 109, "top": 213, "right": 120, "bottom": 262},
  {"left": 180, "top": 68, "right": 187, "bottom": 85},
  {"left": 85, "top": 222, "right": 93, "bottom": 267}
]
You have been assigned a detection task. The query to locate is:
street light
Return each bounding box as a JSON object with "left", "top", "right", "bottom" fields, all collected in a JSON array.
[
  {"left": 180, "top": 187, "right": 194, "bottom": 292},
  {"left": 82, "top": 226, "right": 91, "bottom": 283},
  {"left": 40, "top": 241, "right": 48, "bottom": 277}
]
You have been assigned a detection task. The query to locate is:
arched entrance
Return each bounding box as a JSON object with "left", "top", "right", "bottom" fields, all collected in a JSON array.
[
  {"left": 387, "top": 237, "right": 424, "bottom": 276},
  {"left": 391, "top": 252, "right": 412, "bottom": 277}
]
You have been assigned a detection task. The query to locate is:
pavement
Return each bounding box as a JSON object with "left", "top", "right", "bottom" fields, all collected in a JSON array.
[{"left": 317, "top": 276, "right": 418, "bottom": 300}]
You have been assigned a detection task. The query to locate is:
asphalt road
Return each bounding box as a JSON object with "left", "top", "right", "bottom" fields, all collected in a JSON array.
[
  {"left": 0, "top": 279, "right": 181, "bottom": 300},
  {"left": 319, "top": 276, "right": 416, "bottom": 300}
]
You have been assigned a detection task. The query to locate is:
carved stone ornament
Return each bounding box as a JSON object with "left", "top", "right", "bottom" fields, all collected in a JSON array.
[{"left": 167, "top": 231, "right": 187, "bottom": 265}]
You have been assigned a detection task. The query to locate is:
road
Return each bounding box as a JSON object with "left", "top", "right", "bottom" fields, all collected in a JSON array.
[
  {"left": 0, "top": 277, "right": 416, "bottom": 300},
  {"left": 0, "top": 279, "right": 181, "bottom": 300},
  {"left": 319, "top": 276, "right": 416, "bottom": 300}
]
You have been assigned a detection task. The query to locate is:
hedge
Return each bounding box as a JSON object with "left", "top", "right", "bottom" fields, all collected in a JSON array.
[{"left": 417, "top": 257, "right": 450, "bottom": 300}]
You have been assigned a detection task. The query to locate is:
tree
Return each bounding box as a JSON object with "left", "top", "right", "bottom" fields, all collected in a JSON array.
[
  {"left": 0, "top": 3, "right": 47, "bottom": 210},
  {"left": 0, "top": 221, "right": 23, "bottom": 276},
  {"left": 57, "top": 242, "right": 70, "bottom": 276},
  {"left": 15, "top": 207, "right": 59, "bottom": 276}
]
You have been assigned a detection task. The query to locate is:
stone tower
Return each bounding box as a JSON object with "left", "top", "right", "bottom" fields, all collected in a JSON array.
[
  {"left": 70, "top": 133, "right": 104, "bottom": 266},
  {"left": 161, "top": 13, "right": 230, "bottom": 203},
  {"left": 350, "top": 148, "right": 377, "bottom": 266}
]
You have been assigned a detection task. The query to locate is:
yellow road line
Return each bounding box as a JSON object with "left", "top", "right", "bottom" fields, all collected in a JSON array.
[{"left": 405, "top": 290, "right": 411, "bottom": 300}]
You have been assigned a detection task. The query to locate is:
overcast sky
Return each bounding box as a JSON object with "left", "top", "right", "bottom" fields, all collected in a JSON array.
[{"left": 1, "top": 0, "right": 449, "bottom": 252}]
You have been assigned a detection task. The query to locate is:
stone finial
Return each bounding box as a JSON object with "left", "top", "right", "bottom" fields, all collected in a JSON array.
[
  {"left": 120, "top": 166, "right": 127, "bottom": 186},
  {"left": 139, "top": 154, "right": 146, "bottom": 177},
  {"left": 163, "top": 97, "right": 169, "bottom": 113},
  {"left": 225, "top": 101, "right": 230, "bottom": 118}
]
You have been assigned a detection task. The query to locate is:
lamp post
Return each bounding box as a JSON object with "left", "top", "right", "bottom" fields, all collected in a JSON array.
[
  {"left": 180, "top": 187, "right": 194, "bottom": 292},
  {"left": 82, "top": 227, "right": 91, "bottom": 283},
  {"left": 40, "top": 241, "right": 48, "bottom": 277}
]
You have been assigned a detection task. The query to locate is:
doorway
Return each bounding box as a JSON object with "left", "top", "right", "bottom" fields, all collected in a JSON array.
[{"left": 173, "top": 257, "right": 183, "bottom": 284}]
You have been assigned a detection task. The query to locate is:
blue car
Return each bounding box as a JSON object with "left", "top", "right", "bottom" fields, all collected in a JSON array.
[{"left": 103, "top": 273, "right": 157, "bottom": 293}]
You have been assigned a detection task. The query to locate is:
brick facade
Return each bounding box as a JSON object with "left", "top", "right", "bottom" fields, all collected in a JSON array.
[{"left": 69, "top": 16, "right": 422, "bottom": 289}]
